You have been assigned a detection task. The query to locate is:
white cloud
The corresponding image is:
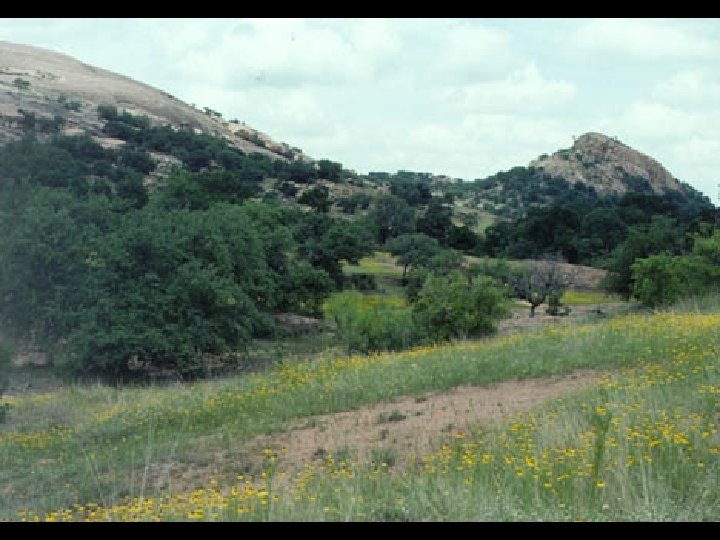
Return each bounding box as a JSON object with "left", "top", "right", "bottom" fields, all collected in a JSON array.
[
  {"left": 0, "top": 18, "right": 719, "bottom": 203},
  {"left": 431, "top": 22, "right": 522, "bottom": 82},
  {"left": 600, "top": 101, "right": 706, "bottom": 141},
  {"left": 340, "top": 113, "right": 572, "bottom": 181},
  {"left": 664, "top": 138, "right": 720, "bottom": 201},
  {"left": 145, "top": 19, "right": 404, "bottom": 89},
  {"left": 440, "top": 63, "right": 576, "bottom": 114},
  {"left": 654, "top": 70, "right": 720, "bottom": 104},
  {"left": 593, "top": 101, "right": 720, "bottom": 201},
  {"left": 572, "top": 18, "right": 719, "bottom": 59}
]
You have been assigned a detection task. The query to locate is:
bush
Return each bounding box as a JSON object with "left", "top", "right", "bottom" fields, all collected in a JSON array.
[
  {"left": 118, "top": 146, "right": 156, "bottom": 174},
  {"left": 280, "top": 262, "right": 334, "bottom": 317},
  {"left": 298, "top": 185, "right": 331, "bottom": 213},
  {"left": 97, "top": 104, "right": 119, "bottom": 121},
  {"left": 347, "top": 273, "right": 377, "bottom": 291},
  {"left": 630, "top": 254, "right": 684, "bottom": 308},
  {"left": 13, "top": 78, "right": 30, "bottom": 89},
  {"left": 324, "top": 291, "right": 420, "bottom": 354},
  {"left": 52, "top": 204, "right": 277, "bottom": 379},
  {"left": 412, "top": 272, "right": 510, "bottom": 342},
  {"left": 0, "top": 343, "right": 11, "bottom": 387},
  {"left": 631, "top": 231, "right": 720, "bottom": 307}
]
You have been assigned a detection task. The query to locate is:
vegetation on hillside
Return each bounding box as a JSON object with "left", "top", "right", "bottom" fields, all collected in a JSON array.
[
  {"left": 1, "top": 99, "right": 719, "bottom": 522},
  {"left": 0, "top": 104, "right": 717, "bottom": 381},
  {"left": 2, "top": 298, "right": 719, "bottom": 521}
]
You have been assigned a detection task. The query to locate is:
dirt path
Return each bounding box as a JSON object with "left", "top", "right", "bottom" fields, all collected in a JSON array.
[
  {"left": 255, "top": 302, "right": 626, "bottom": 465},
  {"left": 247, "top": 369, "right": 601, "bottom": 473},
  {"left": 145, "top": 369, "right": 602, "bottom": 494}
]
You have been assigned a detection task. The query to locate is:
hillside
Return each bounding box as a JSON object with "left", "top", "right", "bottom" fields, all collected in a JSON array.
[
  {"left": 446, "top": 134, "right": 713, "bottom": 226},
  {"left": 0, "top": 41, "right": 303, "bottom": 161},
  {"left": 530, "top": 132, "right": 686, "bottom": 196},
  {"left": 1, "top": 39, "right": 720, "bottom": 523},
  {"left": 0, "top": 39, "right": 717, "bottom": 381},
  {"left": 1, "top": 42, "right": 712, "bottom": 226},
  {"left": 2, "top": 301, "right": 719, "bottom": 521}
]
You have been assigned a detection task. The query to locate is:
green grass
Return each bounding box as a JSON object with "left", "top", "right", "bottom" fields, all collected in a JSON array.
[
  {"left": 3, "top": 294, "right": 720, "bottom": 521},
  {"left": 561, "top": 291, "right": 623, "bottom": 305},
  {"left": 470, "top": 211, "right": 498, "bottom": 234},
  {"left": 342, "top": 251, "right": 405, "bottom": 295},
  {"left": 342, "top": 252, "right": 404, "bottom": 278},
  {"left": 269, "top": 345, "right": 720, "bottom": 521}
]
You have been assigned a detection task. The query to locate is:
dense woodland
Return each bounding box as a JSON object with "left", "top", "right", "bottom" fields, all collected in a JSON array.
[{"left": 0, "top": 106, "right": 718, "bottom": 380}]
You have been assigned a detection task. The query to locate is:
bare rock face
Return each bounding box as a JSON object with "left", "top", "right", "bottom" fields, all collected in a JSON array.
[
  {"left": 0, "top": 41, "right": 303, "bottom": 161},
  {"left": 530, "top": 132, "right": 683, "bottom": 196}
]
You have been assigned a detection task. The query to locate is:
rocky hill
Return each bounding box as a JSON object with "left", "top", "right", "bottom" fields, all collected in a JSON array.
[
  {"left": 0, "top": 41, "right": 710, "bottom": 228},
  {"left": 0, "top": 41, "right": 303, "bottom": 161},
  {"left": 529, "top": 132, "right": 684, "bottom": 196}
]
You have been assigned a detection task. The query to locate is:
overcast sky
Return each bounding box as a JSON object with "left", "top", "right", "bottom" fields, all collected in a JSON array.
[{"left": 1, "top": 18, "right": 719, "bottom": 203}]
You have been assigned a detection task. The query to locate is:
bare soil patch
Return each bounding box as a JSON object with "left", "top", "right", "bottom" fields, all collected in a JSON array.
[
  {"left": 497, "top": 302, "right": 626, "bottom": 335},
  {"left": 141, "top": 370, "right": 601, "bottom": 494},
  {"left": 247, "top": 369, "right": 600, "bottom": 473}
]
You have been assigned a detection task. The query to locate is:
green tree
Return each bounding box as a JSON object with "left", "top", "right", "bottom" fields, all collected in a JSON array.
[
  {"left": 298, "top": 185, "right": 331, "bottom": 213},
  {"left": 324, "top": 291, "right": 419, "bottom": 354},
  {"left": 280, "top": 262, "right": 334, "bottom": 317},
  {"left": 604, "top": 216, "right": 687, "bottom": 298},
  {"left": 316, "top": 159, "right": 343, "bottom": 182},
  {"left": 295, "top": 213, "right": 375, "bottom": 287},
  {"left": 389, "top": 179, "right": 431, "bottom": 206},
  {"left": 117, "top": 146, "right": 156, "bottom": 174},
  {"left": 336, "top": 193, "right": 371, "bottom": 214},
  {"left": 403, "top": 248, "right": 466, "bottom": 303},
  {"left": 0, "top": 188, "right": 95, "bottom": 346},
  {"left": 385, "top": 233, "right": 440, "bottom": 278},
  {"left": 630, "top": 254, "right": 684, "bottom": 308},
  {"left": 631, "top": 230, "right": 720, "bottom": 307},
  {"left": 113, "top": 168, "right": 149, "bottom": 209},
  {"left": 412, "top": 272, "right": 510, "bottom": 342},
  {"left": 510, "top": 258, "right": 576, "bottom": 317},
  {"left": 61, "top": 204, "right": 275, "bottom": 377},
  {"left": 161, "top": 169, "right": 261, "bottom": 211},
  {"left": 370, "top": 195, "right": 416, "bottom": 244},
  {"left": 0, "top": 344, "right": 11, "bottom": 423},
  {"left": 416, "top": 199, "right": 453, "bottom": 243},
  {"left": 447, "top": 224, "right": 478, "bottom": 252}
]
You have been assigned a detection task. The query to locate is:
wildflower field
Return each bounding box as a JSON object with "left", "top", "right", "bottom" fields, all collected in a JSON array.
[{"left": 2, "top": 296, "right": 719, "bottom": 521}]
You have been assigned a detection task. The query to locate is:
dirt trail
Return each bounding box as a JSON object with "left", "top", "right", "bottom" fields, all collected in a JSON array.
[
  {"left": 248, "top": 369, "right": 601, "bottom": 472},
  {"left": 146, "top": 369, "right": 602, "bottom": 494},
  {"left": 260, "top": 302, "right": 624, "bottom": 475}
]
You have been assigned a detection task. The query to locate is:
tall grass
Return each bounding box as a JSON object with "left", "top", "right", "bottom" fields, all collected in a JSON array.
[
  {"left": 3, "top": 294, "right": 720, "bottom": 520},
  {"left": 560, "top": 291, "right": 623, "bottom": 305}
]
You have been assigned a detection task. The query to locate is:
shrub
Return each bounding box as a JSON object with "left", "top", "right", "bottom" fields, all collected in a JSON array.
[
  {"left": 12, "top": 78, "right": 30, "bottom": 89},
  {"left": 412, "top": 272, "right": 510, "bottom": 342},
  {"left": 631, "top": 231, "right": 720, "bottom": 307},
  {"left": 324, "top": 291, "right": 420, "bottom": 354},
  {"left": 347, "top": 273, "right": 377, "bottom": 291},
  {"left": 53, "top": 204, "right": 276, "bottom": 379}
]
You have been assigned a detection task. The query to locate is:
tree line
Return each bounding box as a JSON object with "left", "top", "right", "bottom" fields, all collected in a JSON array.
[{"left": 0, "top": 105, "right": 717, "bottom": 380}]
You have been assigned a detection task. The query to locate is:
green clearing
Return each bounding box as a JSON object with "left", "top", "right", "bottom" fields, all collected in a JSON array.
[
  {"left": 341, "top": 251, "right": 404, "bottom": 278},
  {"left": 560, "top": 291, "right": 623, "bottom": 305},
  {"left": 1, "top": 295, "right": 719, "bottom": 520}
]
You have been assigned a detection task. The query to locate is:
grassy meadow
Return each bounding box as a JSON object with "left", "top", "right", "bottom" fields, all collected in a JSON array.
[{"left": 1, "top": 295, "right": 719, "bottom": 521}]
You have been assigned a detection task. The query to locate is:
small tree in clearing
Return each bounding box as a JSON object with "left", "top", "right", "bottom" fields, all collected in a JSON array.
[
  {"left": 511, "top": 258, "right": 576, "bottom": 318},
  {"left": 413, "top": 271, "right": 510, "bottom": 342}
]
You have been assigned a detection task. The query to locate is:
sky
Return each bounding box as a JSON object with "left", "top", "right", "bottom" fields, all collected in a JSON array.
[{"left": 1, "top": 18, "right": 719, "bottom": 204}]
